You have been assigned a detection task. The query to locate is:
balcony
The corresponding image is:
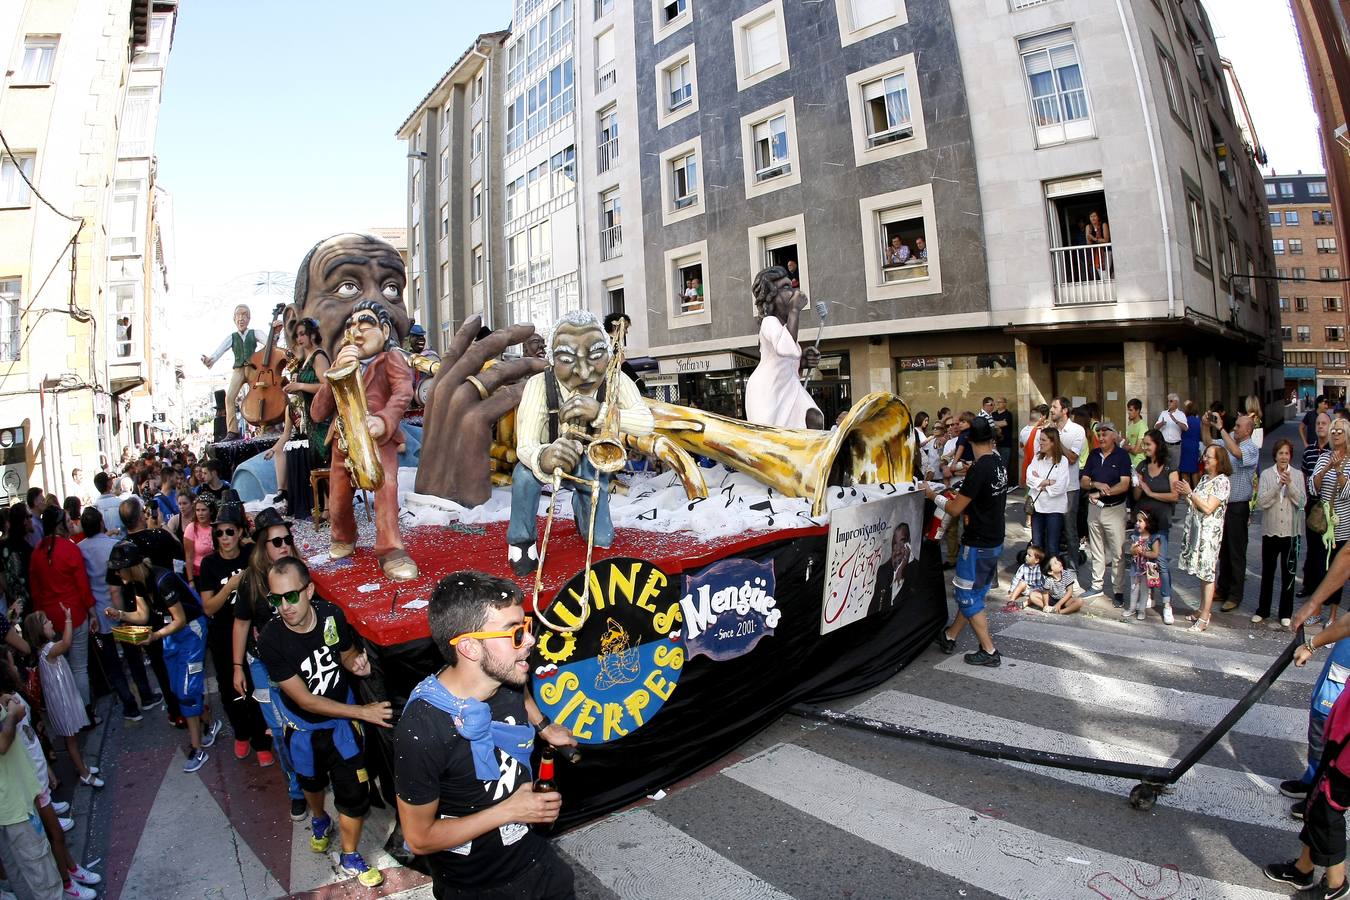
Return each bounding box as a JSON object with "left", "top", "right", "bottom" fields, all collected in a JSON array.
[
  {"left": 597, "top": 137, "right": 619, "bottom": 175},
  {"left": 596, "top": 61, "right": 616, "bottom": 94},
  {"left": 600, "top": 224, "right": 622, "bottom": 261},
  {"left": 1051, "top": 243, "right": 1116, "bottom": 306}
]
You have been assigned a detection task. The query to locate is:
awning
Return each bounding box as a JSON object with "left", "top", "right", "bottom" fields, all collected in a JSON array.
[
  {"left": 1285, "top": 367, "right": 1317, "bottom": 379},
  {"left": 109, "top": 375, "right": 144, "bottom": 396},
  {"left": 657, "top": 351, "right": 757, "bottom": 376}
]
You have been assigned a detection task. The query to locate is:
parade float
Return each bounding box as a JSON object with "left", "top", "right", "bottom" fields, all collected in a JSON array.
[{"left": 210, "top": 234, "right": 943, "bottom": 828}]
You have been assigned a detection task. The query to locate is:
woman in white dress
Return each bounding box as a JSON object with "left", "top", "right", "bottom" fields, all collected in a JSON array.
[{"left": 745, "top": 266, "right": 823, "bottom": 430}]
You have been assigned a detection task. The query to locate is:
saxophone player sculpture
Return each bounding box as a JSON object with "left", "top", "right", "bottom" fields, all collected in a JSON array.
[
  {"left": 507, "top": 310, "right": 653, "bottom": 577},
  {"left": 311, "top": 301, "right": 419, "bottom": 582}
]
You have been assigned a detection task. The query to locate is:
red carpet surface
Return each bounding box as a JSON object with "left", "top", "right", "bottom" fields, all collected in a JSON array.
[{"left": 311, "top": 520, "right": 825, "bottom": 646}]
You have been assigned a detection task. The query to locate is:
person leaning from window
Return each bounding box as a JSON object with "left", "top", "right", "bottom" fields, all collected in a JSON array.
[{"left": 884, "top": 234, "right": 910, "bottom": 266}]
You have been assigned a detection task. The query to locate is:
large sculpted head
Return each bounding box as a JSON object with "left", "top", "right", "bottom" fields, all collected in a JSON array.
[
  {"left": 291, "top": 233, "right": 411, "bottom": 358},
  {"left": 549, "top": 309, "right": 610, "bottom": 396}
]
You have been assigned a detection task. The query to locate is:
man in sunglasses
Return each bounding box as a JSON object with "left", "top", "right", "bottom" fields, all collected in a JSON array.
[
  {"left": 257, "top": 557, "right": 391, "bottom": 888},
  {"left": 395, "top": 571, "right": 578, "bottom": 899}
]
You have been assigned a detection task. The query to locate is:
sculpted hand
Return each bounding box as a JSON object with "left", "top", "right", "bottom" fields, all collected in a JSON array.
[
  {"left": 199, "top": 354, "right": 212, "bottom": 368},
  {"left": 539, "top": 439, "right": 583, "bottom": 475},
  {"left": 802, "top": 347, "right": 821, "bottom": 369},
  {"left": 559, "top": 396, "right": 601, "bottom": 428},
  {"left": 413, "top": 317, "right": 549, "bottom": 507},
  {"left": 333, "top": 344, "right": 361, "bottom": 370},
  {"left": 366, "top": 417, "right": 386, "bottom": 440}
]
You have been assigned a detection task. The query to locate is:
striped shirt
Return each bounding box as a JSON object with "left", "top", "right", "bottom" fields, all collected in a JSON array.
[
  {"left": 1305, "top": 441, "right": 1329, "bottom": 495},
  {"left": 1312, "top": 451, "right": 1350, "bottom": 542},
  {"left": 515, "top": 369, "right": 654, "bottom": 482}
]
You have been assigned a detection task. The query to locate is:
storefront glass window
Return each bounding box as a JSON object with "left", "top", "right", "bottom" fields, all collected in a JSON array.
[{"left": 896, "top": 354, "right": 1016, "bottom": 418}]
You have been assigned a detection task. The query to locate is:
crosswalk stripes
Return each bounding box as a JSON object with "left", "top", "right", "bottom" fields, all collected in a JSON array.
[
  {"left": 557, "top": 808, "right": 794, "bottom": 899},
  {"left": 932, "top": 653, "right": 1305, "bottom": 742},
  {"left": 996, "top": 618, "right": 1319, "bottom": 684},
  {"left": 849, "top": 690, "right": 1299, "bottom": 832},
  {"left": 722, "top": 744, "right": 1285, "bottom": 900}
]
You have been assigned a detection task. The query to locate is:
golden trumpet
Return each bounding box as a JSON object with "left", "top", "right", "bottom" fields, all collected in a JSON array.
[{"left": 326, "top": 326, "right": 385, "bottom": 492}]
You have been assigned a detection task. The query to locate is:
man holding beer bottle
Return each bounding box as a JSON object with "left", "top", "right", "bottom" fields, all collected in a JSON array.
[{"left": 394, "top": 571, "right": 578, "bottom": 899}]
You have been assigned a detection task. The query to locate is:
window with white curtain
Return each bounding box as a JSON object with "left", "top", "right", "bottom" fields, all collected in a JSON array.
[
  {"left": 0, "top": 155, "right": 34, "bottom": 207},
  {"left": 1020, "top": 29, "right": 1092, "bottom": 146},
  {"left": 18, "top": 36, "right": 57, "bottom": 84},
  {"left": 671, "top": 151, "right": 698, "bottom": 209},
  {"left": 119, "top": 87, "right": 155, "bottom": 156},
  {"left": 110, "top": 179, "right": 143, "bottom": 255},
  {"left": 753, "top": 114, "right": 790, "bottom": 180},
  {"left": 863, "top": 73, "right": 912, "bottom": 146},
  {"left": 849, "top": 0, "right": 893, "bottom": 29},
  {"left": 0, "top": 280, "right": 19, "bottom": 361},
  {"left": 743, "top": 16, "right": 780, "bottom": 74}
]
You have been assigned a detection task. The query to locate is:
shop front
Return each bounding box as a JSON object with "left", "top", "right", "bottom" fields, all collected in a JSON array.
[
  {"left": 1285, "top": 366, "right": 1317, "bottom": 409},
  {"left": 655, "top": 350, "right": 853, "bottom": 423},
  {"left": 896, "top": 352, "right": 1017, "bottom": 420}
]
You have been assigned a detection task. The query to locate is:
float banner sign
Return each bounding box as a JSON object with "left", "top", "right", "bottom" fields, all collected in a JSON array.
[
  {"left": 530, "top": 557, "right": 684, "bottom": 746},
  {"left": 680, "top": 557, "right": 779, "bottom": 662},
  {"left": 821, "top": 492, "right": 923, "bottom": 635}
]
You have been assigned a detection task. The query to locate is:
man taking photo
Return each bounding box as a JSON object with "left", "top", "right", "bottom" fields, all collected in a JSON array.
[{"left": 395, "top": 571, "right": 579, "bottom": 898}]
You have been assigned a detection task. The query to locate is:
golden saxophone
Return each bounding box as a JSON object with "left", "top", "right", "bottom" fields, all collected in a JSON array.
[
  {"left": 325, "top": 325, "right": 385, "bottom": 492},
  {"left": 285, "top": 353, "right": 310, "bottom": 434},
  {"left": 572, "top": 318, "right": 627, "bottom": 475}
]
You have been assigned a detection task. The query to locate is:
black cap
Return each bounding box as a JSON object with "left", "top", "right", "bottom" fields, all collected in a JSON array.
[
  {"left": 967, "top": 417, "right": 995, "bottom": 443},
  {"left": 108, "top": 540, "right": 145, "bottom": 570},
  {"left": 251, "top": 506, "right": 290, "bottom": 538}
]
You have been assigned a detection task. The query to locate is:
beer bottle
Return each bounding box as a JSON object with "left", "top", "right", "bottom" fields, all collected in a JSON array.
[{"left": 535, "top": 747, "right": 556, "bottom": 793}]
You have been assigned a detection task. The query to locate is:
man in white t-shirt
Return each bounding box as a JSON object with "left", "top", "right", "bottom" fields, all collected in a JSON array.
[
  {"left": 1154, "top": 392, "right": 1188, "bottom": 470},
  {"left": 1050, "top": 396, "right": 1086, "bottom": 561}
]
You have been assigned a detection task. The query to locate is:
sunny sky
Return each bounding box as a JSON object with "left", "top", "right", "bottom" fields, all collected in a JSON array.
[{"left": 157, "top": 0, "right": 1323, "bottom": 369}]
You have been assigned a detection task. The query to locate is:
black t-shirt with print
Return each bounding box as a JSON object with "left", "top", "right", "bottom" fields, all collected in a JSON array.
[
  {"left": 257, "top": 598, "right": 354, "bottom": 725},
  {"left": 197, "top": 551, "right": 247, "bottom": 625},
  {"left": 107, "top": 564, "right": 203, "bottom": 629},
  {"left": 393, "top": 684, "right": 543, "bottom": 890},
  {"left": 959, "top": 451, "right": 1010, "bottom": 548},
  {"left": 233, "top": 575, "right": 278, "bottom": 658}
]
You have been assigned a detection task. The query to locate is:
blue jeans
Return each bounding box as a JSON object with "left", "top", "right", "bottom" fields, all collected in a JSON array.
[
  {"left": 953, "top": 543, "right": 1004, "bottom": 617},
  {"left": 248, "top": 656, "right": 303, "bottom": 800},
  {"left": 508, "top": 459, "right": 613, "bottom": 548},
  {"left": 1154, "top": 532, "right": 1172, "bottom": 601},
  {"left": 1031, "top": 512, "right": 1064, "bottom": 559}
]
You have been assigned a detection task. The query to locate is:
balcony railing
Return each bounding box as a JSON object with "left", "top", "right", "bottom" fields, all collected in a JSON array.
[
  {"left": 596, "top": 61, "right": 617, "bottom": 93},
  {"left": 1051, "top": 243, "right": 1116, "bottom": 305},
  {"left": 597, "top": 137, "right": 619, "bottom": 174},
  {"left": 600, "top": 224, "right": 622, "bottom": 261}
]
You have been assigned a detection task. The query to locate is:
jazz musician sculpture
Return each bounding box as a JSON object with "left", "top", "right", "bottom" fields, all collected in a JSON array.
[{"left": 507, "top": 310, "right": 653, "bottom": 577}]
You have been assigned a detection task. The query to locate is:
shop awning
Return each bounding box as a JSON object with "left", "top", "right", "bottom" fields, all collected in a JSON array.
[
  {"left": 1285, "top": 367, "right": 1317, "bottom": 379},
  {"left": 109, "top": 375, "right": 144, "bottom": 396},
  {"left": 657, "top": 351, "right": 758, "bottom": 376}
]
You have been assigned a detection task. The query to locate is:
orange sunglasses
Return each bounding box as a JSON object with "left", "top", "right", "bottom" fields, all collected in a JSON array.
[{"left": 448, "top": 616, "right": 533, "bottom": 649}]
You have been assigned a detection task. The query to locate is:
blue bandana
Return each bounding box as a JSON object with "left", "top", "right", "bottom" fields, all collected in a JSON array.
[{"left": 404, "top": 675, "right": 534, "bottom": 781}]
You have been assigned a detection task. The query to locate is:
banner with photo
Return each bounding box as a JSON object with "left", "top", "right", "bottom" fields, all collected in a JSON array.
[{"left": 820, "top": 491, "right": 924, "bottom": 635}]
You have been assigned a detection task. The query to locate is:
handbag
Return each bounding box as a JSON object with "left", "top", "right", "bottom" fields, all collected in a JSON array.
[{"left": 1310, "top": 499, "right": 1330, "bottom": 535}]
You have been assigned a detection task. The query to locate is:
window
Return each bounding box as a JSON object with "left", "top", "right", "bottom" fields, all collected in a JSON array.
[
  {"left": 1186, "top": 191, "right": 1210, "bottom": 267},
  {"left": 1329, "top": 326, "right": 1345, "bottom": 343},
  {"left": 471, "top": 123, "right": 484, "bottom": 159},
  {"left": 656, "top": 47, "right": 699, "bottom": 128},
  {"left": 747, "top": 214, "right": 810, "bottom": 301},
  {"left": 473, "top": 73, "right": 485, "bottom": 103},
  {"left": 1280, "top": 182, "right": 1295, "bottom": 197},
  {"left": 1277, "top": 267, "right": 1287, "bottom": 279},
  {"left": 472, "top": 248, "right": 484, "bottom": 284},
  {"left": 441, "top": 263, "right": 450, "bottom": 297},
  {"left": 653, "top": 0, "right": 692, "bottom": 43},
  {"left": 118, "top": 86, "right": 155, "bottom": 157},
  {"left": 1283, "top": 210, "right": 1299, "bottom": 226},
  {"left": 138, "top": 14, "right": 170, "bottom": 67},
  {"left": 1280, "top": 326, "right": 1292, "bottom": 341},
  {"left": 600, "top": 189, "right": 622, "bottom": 260},
  {"left": 0, "top": 154, "right": 34, "bottom": 207},
  {"left": 1319, "top": 238, "right": 1338, "bottom": 254},
  {"left": 1290, "top": 239, "right": 1304, "bottom": 254},
  {"left": 549, "top": 145, "right": 576, "bottom": 197},
  {"left": 1298, "top": 326, "right": 1311, "bottom": 342},
  {"left": 440, "top": 147, "right": 450, "bottom": 180},
  {"left": 598, "top": 106, "right": 619, "bottom": 174},
  {"left": 0, "top": 280, "right": 18, "bottom": 361},
  {"left": 1297, "top": 297, "right": 1309, "bottom": 312},
  {"left": 1316, "top": 210, "right": 1335, "bottom": 225},
  {"left": 659, "top": 138, "right": 703, "bottom": 223},
  {"left": 665, "top": 240, "right": 710, "bottom": 327},
  {"left": 1326, "top": 297, "right": 1343, "bottom": 312},
  {"left": 1265, "top": 182, "right": 1278, "bottom": 198},
  {"left": 109, "top": 179, "right": 143, "bottom": 255},
  {"left": 1279, "top": 297, "right": 1290, "bottom": 311},
  {"left": 596, "top": 0, "right": 614, "bottom": 16},
  {"left": 835, "top": 0, "right": 905, "bottom": 46},
  {"left": 740, "top": 98, "right": 800, "bottom": 198},
  {"left": 1156, "top": 45, "right": 1185, "bottom": 123},
  {"left": 1020, "top": 29, "right": 1092, "bottom": 146},
  {"left": 733, "top": 1, "right": 789, "bottom": 90},
  {"left": 17, "top": 36, "right": 57, "bottom": 84},
  {"left": 1273, "top": 239, "right": 1285, "bottom": 255},
  {"left": 1191, "top": 91, "right": 1210, "bottom": 153},
  {"left": 859, "top": 183, "right": 940, "bottom": 301},
  {"left": 1311, "top": 181, "right": 1329, "bottom": 196},
  {"left": 1270, "top": 212, "right": 1282, "bottom": 226},
  {"left": 596, "top": 28, "right": 617, "bottom": 92},
  {"left": 1323, "top": 268, "right": 1341, "bottom": 280},
  {"left": 1328, "top": 352, "right": 1348, "bottom": 367},
  {"left": 846, "top": 54, "right": 926, "bottom": 166},
  {"left": 109, "top": 282, "right": 136, "bottom": 358},
  {"left": 440, "top": 204, "right": 448, "bottom": 239},
  {"left": 1294, "top": 267, "right": 1308, "bottom": 280}
]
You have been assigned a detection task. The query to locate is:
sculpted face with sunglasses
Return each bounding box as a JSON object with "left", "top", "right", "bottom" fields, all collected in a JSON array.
[{"left": 394, "top": 572, "right": 579, "bottom": 895}]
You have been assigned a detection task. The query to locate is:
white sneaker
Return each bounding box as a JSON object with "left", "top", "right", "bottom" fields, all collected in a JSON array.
[
  {"left": 58, "top": 816, "right": 73, "bottom": 832},
  {"left": 50, "top": 800, "right": 69, "bottom": 815},
  {"left": 68, "top": 864, "right": 101, "bottom": 886},
  {"left": 201, "top": 718, "right": 223, "bottom": 749},
  {"left": 1282, "top": 618, "right": 1293, "bottom": 628},
  {"left": 62, "top": 881, "right": 95, "bottom": 900},
  {"left": 1162, "top": 604, "right": 1175, "bottom": 625},
  {"left": 1251, "top": 614, "right": 1265, "bottom": 624}
]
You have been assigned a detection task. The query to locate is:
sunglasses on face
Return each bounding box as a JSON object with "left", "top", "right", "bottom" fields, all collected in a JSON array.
[
  {"left": 213, "top": 527, "right": 237, "bottom": 538},
  {"left": 265, "top": 589, "right": 305, "bottom": 608},
  {"left": 448, "top": 616, "right": 534, "bottom": 649},
  {"left": 266, "top": 534, "right": 295, "bottom": 549}
]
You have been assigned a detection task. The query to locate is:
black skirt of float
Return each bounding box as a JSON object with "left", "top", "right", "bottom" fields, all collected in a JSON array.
[{"left": 354, "top": 533, "right": 948, "bottom": 830}]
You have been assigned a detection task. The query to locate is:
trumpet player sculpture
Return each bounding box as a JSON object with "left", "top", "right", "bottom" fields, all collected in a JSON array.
[
  {"left": 311, "top": 301, "right": 419, "bottom": 582},
  {"left": 507, "top": 310, "right": 653, "bottom": 577}
]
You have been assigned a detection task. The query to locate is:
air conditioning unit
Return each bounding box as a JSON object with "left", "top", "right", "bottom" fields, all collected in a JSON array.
[{"left": 0, "top": 425, "right": 27, "bottom": 505}]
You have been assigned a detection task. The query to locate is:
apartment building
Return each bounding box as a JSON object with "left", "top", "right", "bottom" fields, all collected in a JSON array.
[
  {"left": 0, "top": 0, "right": 176, "bottom": 503},
  {"left": 398, "top": 33, "right": 509, "bottom": 350},
  {"left": 1267, "top": 172, "right": 1347, "bottom": 402}
]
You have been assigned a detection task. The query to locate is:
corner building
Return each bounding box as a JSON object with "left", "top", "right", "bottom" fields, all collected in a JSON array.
[{"left": 626, "top": 0, "right": 1279, "bottom": 426}]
